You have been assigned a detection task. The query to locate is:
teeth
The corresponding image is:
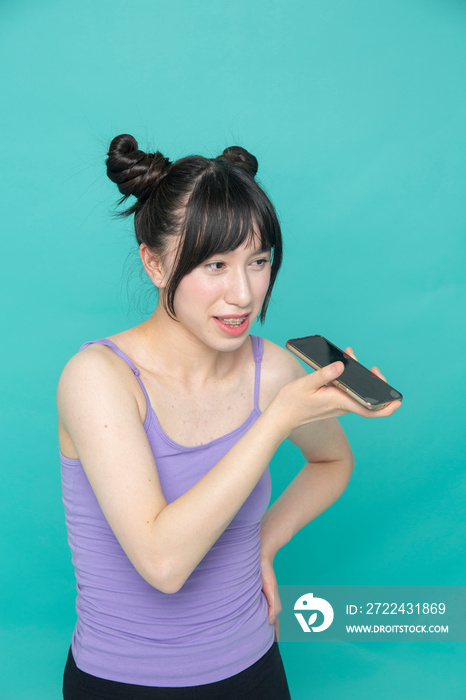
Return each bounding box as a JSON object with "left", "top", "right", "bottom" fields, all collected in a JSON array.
[{"left": 219, "top": 316, "right": 246, "bottom": 327}]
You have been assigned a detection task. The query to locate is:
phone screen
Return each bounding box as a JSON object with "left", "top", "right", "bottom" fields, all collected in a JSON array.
[{"left": 287, "top": 335, "right": 403, "bottom": 407}]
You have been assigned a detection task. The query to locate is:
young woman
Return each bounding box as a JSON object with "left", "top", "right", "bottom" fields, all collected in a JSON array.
[{"left": 58, "top": 135, "right": 400, "bottom": 699}]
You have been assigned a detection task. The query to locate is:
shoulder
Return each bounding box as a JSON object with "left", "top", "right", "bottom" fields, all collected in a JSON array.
[
  {"left": 258, "top": 337, "right": 307, "bottom": 409},
  {"left": 58, "top": 343, "right": 123, "bottom": 389},
  {"left": 261, "top": 337, "right": 307, "bottom": 383},
  {"left": 57, "top": 343, "right": 144, "bottom": 425}
]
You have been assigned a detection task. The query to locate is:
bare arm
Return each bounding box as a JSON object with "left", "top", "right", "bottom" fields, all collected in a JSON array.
[
  {"left": 58, "top": 347, "right": 287, "bottom": 593},
  {"left": 57, "top": 345, "right": 400, "bottom": 595},
  {"left": 258, "top": 418, "right": 354, "bottom": 637},
  {"left": 259, "top": 344, "right": 398, "bottom": 561},
  {"left": 260, "top": 417, "right": 354, "bottom": 564},
  {"left": 258, "top": 348, "right": 399, "bottom": 634}
]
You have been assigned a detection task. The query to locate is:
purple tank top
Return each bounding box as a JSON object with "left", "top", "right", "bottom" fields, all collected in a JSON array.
[{"left": 60, "top": 335, "right": 274, "bottom": 687}]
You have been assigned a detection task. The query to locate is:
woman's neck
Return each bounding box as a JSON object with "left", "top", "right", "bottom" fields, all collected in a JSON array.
[{"left": 129, "top": 305, "right": 244, "bottom": 387}]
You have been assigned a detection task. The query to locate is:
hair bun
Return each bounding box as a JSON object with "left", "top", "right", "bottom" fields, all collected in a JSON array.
[
  {"left": 106, "top": 134, "right": 171, "bottom": 200},
  {"left": 216, "top": 146, "right": 258, "bottom": 178}
]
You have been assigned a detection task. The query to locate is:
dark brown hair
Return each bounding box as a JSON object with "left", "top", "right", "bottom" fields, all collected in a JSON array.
[{"left": 106, "top": 134, "right": 282, "bottom": 322}]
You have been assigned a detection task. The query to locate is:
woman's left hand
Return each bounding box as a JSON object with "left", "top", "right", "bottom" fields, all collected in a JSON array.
[{"left": 260, "top": 555, "right": 281, "bottom": 641}]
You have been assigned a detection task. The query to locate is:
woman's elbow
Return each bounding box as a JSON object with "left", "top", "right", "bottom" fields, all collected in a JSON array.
[
  {"left": 141, "top": 557, "right": 187, "bottom": 595},
  {"left": 343, "top": 449, "right": 355, "bottom": 485},
  {"left": 333, "top": 448, "right": 355, "bottom": 488}
]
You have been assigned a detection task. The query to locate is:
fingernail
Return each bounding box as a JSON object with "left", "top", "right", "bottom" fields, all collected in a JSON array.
[{"left": 333, "top": 361, "right": 344, "bottom": 375}]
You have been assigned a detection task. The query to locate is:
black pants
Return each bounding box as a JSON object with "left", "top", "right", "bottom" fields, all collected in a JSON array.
[{"left": 63, "top": 643, "right": 291, "bottom": 699}]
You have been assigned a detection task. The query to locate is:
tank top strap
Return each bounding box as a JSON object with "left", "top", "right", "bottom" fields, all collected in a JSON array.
[
  {"left": 250, "top": 335, "right": 264, "bottom": 410},
  {"left": 78, "top": 339, "right": 153, "bottom": 426}
]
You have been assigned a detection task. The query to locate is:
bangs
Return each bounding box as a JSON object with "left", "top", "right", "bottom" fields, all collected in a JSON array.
[{"left": 164, "top": 160, "right": 283, "bottom": 322}]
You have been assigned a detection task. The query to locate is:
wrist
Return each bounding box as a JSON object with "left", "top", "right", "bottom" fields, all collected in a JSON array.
[
  {"left": 260, "top": 524, "right": 281, "bottom": 564},
  {"left": 263, "top": 390, "right": 294, "bottom": 441}
]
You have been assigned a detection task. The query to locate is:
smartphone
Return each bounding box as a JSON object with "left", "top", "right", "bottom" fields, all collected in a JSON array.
[{"left": 286, "top": 335, "right": 403, "bottom": 410}]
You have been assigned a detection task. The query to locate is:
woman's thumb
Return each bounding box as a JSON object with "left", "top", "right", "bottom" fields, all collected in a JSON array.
[{"left": 312, "top": 361, "right": 344, "bottom": 388}]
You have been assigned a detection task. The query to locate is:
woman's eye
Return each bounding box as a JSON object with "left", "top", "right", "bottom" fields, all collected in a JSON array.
[
  {"left": 251, "top": 258, "right": 269, "bottom": 268},
  {"left": 205, "top": 258, "right": 269, "bottom": 272}
]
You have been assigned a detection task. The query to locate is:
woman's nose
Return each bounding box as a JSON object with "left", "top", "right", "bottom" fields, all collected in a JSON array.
[{"left": 225, "top": 269, "right": 253, "bottom": 308}]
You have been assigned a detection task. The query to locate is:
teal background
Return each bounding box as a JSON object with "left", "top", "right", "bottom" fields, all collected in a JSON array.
[{"left": 1, "top": 0, "right": 465, "bottom": 697}]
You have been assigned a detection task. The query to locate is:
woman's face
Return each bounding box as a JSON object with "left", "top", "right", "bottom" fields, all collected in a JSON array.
[{"left": 163, "top": 235, "right": 271, "bottom": 351}]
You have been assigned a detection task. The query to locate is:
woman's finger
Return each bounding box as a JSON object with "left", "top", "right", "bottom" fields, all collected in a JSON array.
[
  {"left": 344, "top": 348, "right": 389, "bottom": 385},
  {"left": 310, "top": 361, "right": 345, "bottom": 389},
  {"left": 370, "top": 366, "right": 387, "bottom": 383},
  {"left": 357, "top": 399, "right": 402, "bottom": 418},
  {"left": 322, "top": 383, "right": 402, "bottom": 418},
  {"left": 344, "top": 346, "right": 357, "bottom": 362}
]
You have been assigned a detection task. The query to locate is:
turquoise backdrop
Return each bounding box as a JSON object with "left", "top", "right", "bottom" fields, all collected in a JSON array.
[{"left": 1, "top": 1, "right": 465, "bottom": 697}]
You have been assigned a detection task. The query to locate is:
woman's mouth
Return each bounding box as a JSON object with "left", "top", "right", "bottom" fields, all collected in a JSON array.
[{"left": 213, "top": 315, "right": 250, "bottom": 336}]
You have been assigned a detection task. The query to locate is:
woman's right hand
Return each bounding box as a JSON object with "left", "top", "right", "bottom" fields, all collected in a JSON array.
[{"left": 272, "top": 359, "right": 401, "bottom": 437}]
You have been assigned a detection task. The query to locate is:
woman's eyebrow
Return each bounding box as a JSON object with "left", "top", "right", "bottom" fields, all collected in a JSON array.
[{"left": 252, "top": 247, "right": 270, "bottom": 255}]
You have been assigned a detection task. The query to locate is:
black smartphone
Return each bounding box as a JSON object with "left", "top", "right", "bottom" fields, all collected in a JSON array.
[{"left": 286, "top": 335, "right": 403, "bottom": 411}]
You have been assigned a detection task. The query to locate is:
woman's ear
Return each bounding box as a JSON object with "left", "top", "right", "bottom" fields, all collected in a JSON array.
[{"left": 139, "top": 244, "right": 167, "bottom": 288}]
